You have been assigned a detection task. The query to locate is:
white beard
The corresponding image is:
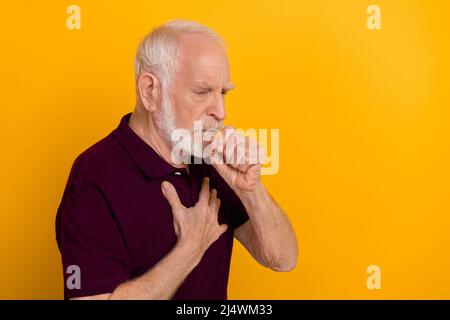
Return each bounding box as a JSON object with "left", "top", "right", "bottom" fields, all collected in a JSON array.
[
  {"left": 155, "top": 91, "right": 223, "bottom": 164},
  {"left": 154, "top": 91, "right": 192, "bottom": 163},
  {"left": 154, "top": 90, "right": 176, "bottom": 145}
]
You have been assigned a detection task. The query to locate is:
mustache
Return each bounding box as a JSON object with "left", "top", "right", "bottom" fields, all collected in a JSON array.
[{"left": 194, "top": 117, "right": 224, "bottom": 132}]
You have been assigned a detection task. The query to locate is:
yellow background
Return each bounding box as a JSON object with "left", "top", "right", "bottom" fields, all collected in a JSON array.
[{"left": 1, "top": 0, "right": 449, "bottom": 299}]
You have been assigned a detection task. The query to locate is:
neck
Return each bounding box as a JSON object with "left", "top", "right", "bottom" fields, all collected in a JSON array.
[{"left": 128, "top": 108, "right": 187, "bottom": 169}]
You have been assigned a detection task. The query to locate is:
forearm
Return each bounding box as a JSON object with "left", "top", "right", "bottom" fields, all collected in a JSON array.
[
  {"left": 109, "top": 243, "right": 201, "bottom": 300},
  {"left": 238, "top": 182, "right": 298, "bottom": 271}
]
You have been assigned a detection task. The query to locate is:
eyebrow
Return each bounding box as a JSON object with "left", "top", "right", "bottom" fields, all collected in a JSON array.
[
  {"left": 223, "top": 82, "right": 235, "bottom": 91},
  {"left": 195, "top": 81, "right": 235, "bottom": 91}
]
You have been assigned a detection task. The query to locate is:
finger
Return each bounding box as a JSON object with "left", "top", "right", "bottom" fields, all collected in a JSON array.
[
  {"left": 247, "top": 164, "right": 262, "bottom": 180},
  {"left": 235, "top": 137, "right": 252, "bottom": 171},
  {"left": 215, "top": 198, "right": 222, "bottom": 213},
  {"left": 209, "top": 188, "right": 218, "bottom": 206},
  {"left": 224, "top": 132, "right": 241, "bottom": 165},
  {"left": 161, "top": 181, "right": 184, "bottom": 212},
  {"left": 227, "top": 132, "right": 250, "bottom": 169},
  {"left": 218, "top": 223, "right": 229, "bottom": 236},
  {"left": 221, "top": 125, "right": 235, "bottom": 136},
  {"left": 213, "top": 126, "right": 237, "bottom": 166},
  {"left": 234, "top": 138, "right": 256, "bottom": 171},
  {"left": 220, "top": 125, "right": 235, "bottom": 162},
  {"left": 210, "top": 136, "right": 225, "bottom": 165},
  {"left": 247, "top": 139, "right": 262, "bottom": 164},
  {"left": 211, "top": 195, "right": 221, "bottom": 214},
  {"left": 204, "top": 129, "right": 220, "bottom": 162},
  {"left": 225, "top": 143, "right": 250, "bottom": 173},
  {"left": 198, "top": 177, "right": 210, "bottom": 204}
]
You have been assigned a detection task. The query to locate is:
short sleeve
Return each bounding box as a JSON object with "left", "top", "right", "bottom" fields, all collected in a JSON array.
[
  {"left": 56, "top": 177, "right": 130, "bottom": 299},
  {"left": 226, "top": 187, "right": 250, "bottom": 230}
]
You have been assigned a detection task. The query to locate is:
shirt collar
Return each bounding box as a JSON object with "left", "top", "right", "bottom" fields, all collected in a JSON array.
[{"left": 114, "top": 113, "right": 182, "bottom": 180}]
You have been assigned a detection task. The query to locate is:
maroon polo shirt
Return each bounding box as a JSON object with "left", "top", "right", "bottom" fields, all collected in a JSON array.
[{"left": 55, "top": 113, "right": 249, "bottom": 300}]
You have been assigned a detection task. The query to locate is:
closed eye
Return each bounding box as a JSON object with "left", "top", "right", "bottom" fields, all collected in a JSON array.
[{"left": 196, "top": 88, "right": 211, "bottom": 95}]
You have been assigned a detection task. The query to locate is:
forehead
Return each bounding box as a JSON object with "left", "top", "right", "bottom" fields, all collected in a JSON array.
[{"left": 176, "top": 34, "right": 230, "bottom": 85}]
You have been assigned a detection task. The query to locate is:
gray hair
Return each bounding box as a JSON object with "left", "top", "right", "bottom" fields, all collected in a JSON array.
[{"left": 134, "top": 19, "right": 224, "bottom": 93}]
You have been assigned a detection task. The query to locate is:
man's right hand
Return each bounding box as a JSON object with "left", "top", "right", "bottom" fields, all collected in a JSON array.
[{"left": 161, "top": 177, "right": 228, "bottom": 261}]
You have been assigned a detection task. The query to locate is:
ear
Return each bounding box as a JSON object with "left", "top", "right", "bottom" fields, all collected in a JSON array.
[{"left": 137, "top": 72, "right": 161, "bottom": 112}]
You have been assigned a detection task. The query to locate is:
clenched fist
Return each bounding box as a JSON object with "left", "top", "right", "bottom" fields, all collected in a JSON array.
[{"left": 209, "top": 126, "right": 264, "bottom": 193}]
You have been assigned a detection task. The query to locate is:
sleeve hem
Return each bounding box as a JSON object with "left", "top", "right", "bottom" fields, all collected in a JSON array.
[{"left": 232, "top": 215, "right": 250, "bottom": 230}]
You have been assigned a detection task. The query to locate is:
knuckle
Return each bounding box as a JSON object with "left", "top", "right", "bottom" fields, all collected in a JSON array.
[
  {"left": 199, "top": 201, "right": 209, "bottom": 212},
  {"left": 174, "top": 207, "right": 184, "bottom": 215},
  {"left": 206, "top": 213, "right": 214, "bottom": 222}
]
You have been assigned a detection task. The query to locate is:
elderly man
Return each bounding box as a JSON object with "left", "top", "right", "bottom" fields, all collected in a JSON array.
[{"left": 55, "top": 19, "right": 298, "bottom": 300}]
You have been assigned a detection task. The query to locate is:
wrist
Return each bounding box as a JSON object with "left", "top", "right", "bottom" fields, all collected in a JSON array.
[
  {"left": 174, "top": 240, "right": 204, "bottom": 266},
  {"left": 236, "top": 181, "right": 269, "bottom": 209}
]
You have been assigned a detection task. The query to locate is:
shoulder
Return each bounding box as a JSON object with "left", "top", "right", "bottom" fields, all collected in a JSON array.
[{"left": 69, "top": 131, "right": 125, "bottom": 184}]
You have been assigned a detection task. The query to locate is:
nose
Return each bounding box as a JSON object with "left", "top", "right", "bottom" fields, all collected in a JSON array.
[{"left": 206, "top": 93, "right": 226, "bottom": 122}]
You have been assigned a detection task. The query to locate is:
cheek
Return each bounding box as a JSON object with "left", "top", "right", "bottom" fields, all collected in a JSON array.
[
  {"left": 183, "top": 95, "right": 211, "bottom": 120},
  {"left": 172, "top": 101, "right": 205, "bottom": 129}
]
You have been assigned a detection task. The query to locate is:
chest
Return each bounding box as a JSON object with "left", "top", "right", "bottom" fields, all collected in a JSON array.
[{"left": 103, "top": 172, "right": 231, "bottom": 277}]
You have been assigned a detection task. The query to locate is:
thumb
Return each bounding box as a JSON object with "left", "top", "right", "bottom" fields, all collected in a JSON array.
[
  {"left": 161, "top": 181, "right": 184, "bottom": 213},
  {"left": 218, "top": 223, "right": 229, "bottom": 236}
]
